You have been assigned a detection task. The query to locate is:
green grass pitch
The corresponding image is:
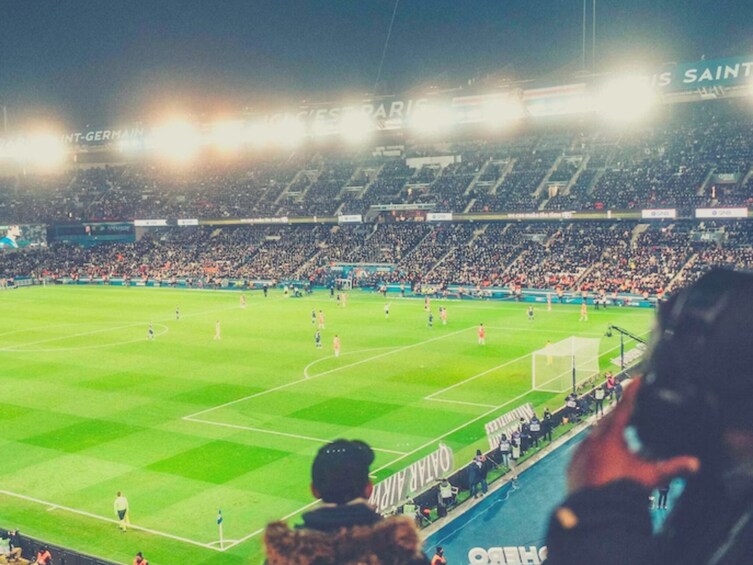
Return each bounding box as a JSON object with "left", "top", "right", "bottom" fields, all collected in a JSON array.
[{"left": 0, "top": 286, "right": 653, "bottom": 564}]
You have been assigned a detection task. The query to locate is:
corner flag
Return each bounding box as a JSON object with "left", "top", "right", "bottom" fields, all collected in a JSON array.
[{"left": 217, "top": 509, "right": 224, "bottom": 549}]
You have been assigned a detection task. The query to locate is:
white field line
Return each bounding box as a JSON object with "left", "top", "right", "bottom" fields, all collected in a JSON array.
[
  {"left": 184, "top": 417, "right": 407, "bottom": 455},
  {"left": 0, "top": 489, "right": 219, "bottom": 551},
  {"left": 0, "top": 299, "right": 266, "bottom": 352},
  {"left": 486, "top": 326, "right": 605, "bottom": 336},
  {"left": 302, "top": 346, "right": 395, "bottom": 379},
  {"left": 424, "top": 350, "right": 531, "bottom": 400},
  {"left": 183, "top": 326, "right": 474, "bottom": 420},
  {"left": 0, "top": 324, "right": 171, "bottom": 353},
  {"left": 423, "top": 397, "right": 497, "bottom": 409}
]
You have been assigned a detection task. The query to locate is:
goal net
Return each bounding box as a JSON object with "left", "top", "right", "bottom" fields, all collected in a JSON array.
[
  {"left": 532, "top": 337, "right": 601, "bottom": 393},
  {"left": 335, "top": 278, "right": 353, "bottom": 290}
]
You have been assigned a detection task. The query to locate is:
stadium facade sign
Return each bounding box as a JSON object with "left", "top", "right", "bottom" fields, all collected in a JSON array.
[
  {"left": 426, "top": 212, "right": 453, "bottom": 221},
  {"left": 261, "top": 96, "right": 431, "bottom": 130},
  {"left": 177, "top": 218, "right": 199, "bottom": 226},
  {"left": 652, "top": 55, "right": 753, "bottom": 92},
  {"left": 62, "top": 127, "right": 146, "bottom": 145},
  {"left": 468, "top": 546, "right": 547, "bottom": 564},
  {"left": 695, "top": 207, "right": 748, "bottom": 219},
  {"left": 484, "top": 403, "right": 535, "bottom": 450},
  {"left": 368, "top": 443, "right": 453, "bottom": 514},
  {"left": 641, "top": 209, "right": 677, "bottom": 219}
]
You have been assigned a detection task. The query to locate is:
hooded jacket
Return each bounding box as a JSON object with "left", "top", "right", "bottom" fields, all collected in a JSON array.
[{"left": 264, "top": 501, "right": 430, "bottom": 565}]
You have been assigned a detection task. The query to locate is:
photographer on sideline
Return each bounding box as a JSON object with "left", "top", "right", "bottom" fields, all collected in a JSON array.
[{"left": 546, "top": 269, "right": 753, "bottom": 564}]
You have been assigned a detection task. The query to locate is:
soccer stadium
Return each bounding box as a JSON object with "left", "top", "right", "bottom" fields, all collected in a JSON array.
[{"left": 2, "top": 2, "right": 753, "bottom": 564}]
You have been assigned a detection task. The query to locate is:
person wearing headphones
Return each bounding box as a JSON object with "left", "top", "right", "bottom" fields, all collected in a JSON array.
[{"left": 546, "top": 269, "right": 753, "bottom": 565}]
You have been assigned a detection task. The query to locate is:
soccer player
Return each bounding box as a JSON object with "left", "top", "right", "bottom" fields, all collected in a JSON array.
[
  {"left": 318, "top": 310, "right": 325, "bottom": 329},
  {"left": 175, "top": 306, "right": 180, "bottom": 320},
  {"left": 315, "top": 330, "right": 322, "bottom": 349},
  {"left": 424, "top": 296, "right": 431, "bottom": 312},
  {"left": 214, "top": 320, "right": 222, "bottom": 340},
  {"left": 528, "top": 306, "right": 534, "bottom": 321},
  {"left": 147, "top": 323, "right": 154, "bottom": 340},
  {"left": 579, "top": 301, "right": 588, "bottom": 322},
  {"left": 384, "top": 303, "right": 390, "bottom": 319},
  {"left": 311, "top": 308, "right": 317, "bottom": 325},
  {"left": 440, "top": 306, "right": 448, "bottom": 325},
  {"left": 240, "top": 294, "right": 247, "bottom": 308},
  {"left": 333, "top": 335, "right": 341, "bottom": 357},
  {"left": 478, "top": 323, "right": 486, "bottom": 345},
  {"left": 114, "top": 491, "right": 129, "bottom": 532},
  {"left": 547, "top": 292, "right": 552, "bottom": 311},
  {"left": 342, "top": 293, "right": 347, "bottom": 308},
  {"left": 428, "top": 311, "right": 434, "bottom": 328},
  {"left": 336, "top": 293, "right": 341, "bottom": 307}
]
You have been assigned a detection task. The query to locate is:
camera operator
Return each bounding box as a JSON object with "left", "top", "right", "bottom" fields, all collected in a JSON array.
[{"left": 546, "top": 269, "right": 753, "bottom": 565}]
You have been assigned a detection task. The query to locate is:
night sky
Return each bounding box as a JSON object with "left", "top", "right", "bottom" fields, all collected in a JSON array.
[{"left": 0, "top": 0, "right": 750, "bottom": 129}]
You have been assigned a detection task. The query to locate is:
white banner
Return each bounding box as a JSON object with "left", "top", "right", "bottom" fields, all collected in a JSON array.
[
  {"left": 177, "top": 218, "right": 199, "bottom": 226},
  {"left": 337, "top": 214, "right": 363, "bottom": 224},
  {"left": 484, "top": 403, "right": 535, "bottom": 450},
  {"left": 641, "top": 209, "right": 676, "bottom": 219},
  {"left": 695, "top": 207, "right": 747, "bottom": 218},
  {"left": 426, "top": 212, "right": 453, "bottom": 221},
  {"left": 368, "top": 443, "right": 453, "bottom": 514},
  {"left": 134, "top": 219, "right": 168, "bottom": 227},
  {"left": 239, "top": 216, "right": 289, "bottom": 224}
]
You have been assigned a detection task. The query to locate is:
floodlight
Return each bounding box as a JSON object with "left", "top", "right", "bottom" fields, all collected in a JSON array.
[
  {"left": 210, "top": 120, "right": 247, "bottom": 152},
  {"left": 410, "top": 104, "right": 455, "bottom": 134},
  {"left": 267, "top": 117, "right": 306, "bottom": 147},
  {"left": 151, "top": 120, "right": 202, "bottom": 162},
  {"left": 482, "top": 96, "right": 525, "bottom": 128},
  {"left": 597, "top": 76, "right": 656, "bottom": 123},
  {"left": 12, "top": 134, "right": 66, "bottom": 168},
  {"left": 246, "top": 122, "right": 272, "bottom": 147},
  {"left": 339, "top": 111, "right": 374, "bottom": 143}
]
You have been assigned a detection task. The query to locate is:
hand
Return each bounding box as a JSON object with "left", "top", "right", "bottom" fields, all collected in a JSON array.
[{"left": 567, "top": 378, "right": 701, "bottom": 493}]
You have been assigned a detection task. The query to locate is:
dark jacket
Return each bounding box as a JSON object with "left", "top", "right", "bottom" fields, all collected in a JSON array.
[
  {"left": 546, "top": 477, "right": 753, "bottom": 565},
  {"left": 265, "top": 502, "right": 430, "bottom": 565}
]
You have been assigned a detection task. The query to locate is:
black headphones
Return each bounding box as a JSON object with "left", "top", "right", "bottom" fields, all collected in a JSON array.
[{"left": 629, "top": 268, "right": 753, "bottom": 462}]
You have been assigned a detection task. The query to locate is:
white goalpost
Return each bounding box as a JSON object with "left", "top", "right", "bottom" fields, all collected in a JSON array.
[
  {"left": 335, "top": 278, "right": 352, "bottom": 290},
  {"left": 532, "top": 336, "right": 601, "bottom": 393}
]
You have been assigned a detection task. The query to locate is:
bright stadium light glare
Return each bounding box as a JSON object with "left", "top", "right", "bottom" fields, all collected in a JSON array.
[
  {"left": 597, "top": 76, "right": 656, "bottom": 123},
  {"left": 210, "top": 120, "right": 247, "bottom": 152},
  {"left": 482, "top": 96, "right": 526, "bottom": 129},
  {"left": 11, "top": 133, "right": 66, "bottom": 169},
  {"left": 151, "top": 120, "right": 202, "bottom": 162},
  {"left": 271, "top": 117, "right": 306, "bottom": 147},
  {"left": 339, "top": 111, "right": 373, "bottom": 143},
  {"left": 410, "top": 104, "right": 455, "bottom": 134},
  {"left": 246, "top": 122, "right": 272, "bottom": 147}
]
